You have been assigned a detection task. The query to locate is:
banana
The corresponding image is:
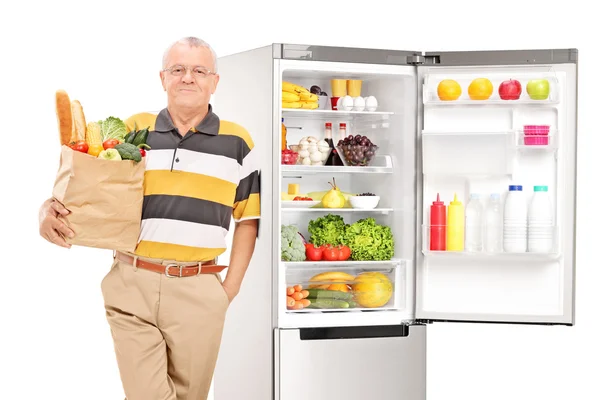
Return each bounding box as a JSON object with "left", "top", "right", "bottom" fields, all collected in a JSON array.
[
  {"left": 282, "top": 81, "right": 309, "bottom": 94},
  {"left": 309, "top": 271, "right": 355, "bottom": 282},
  {"left": 282, "top": 101, "right": 302, "bottom": 109},
  {"left": 299, "top": 92, "right": 318, "bottom": 102},
  {"left": 299, "top": 101, "right": 318, "bottom": 109},
  {"left": 282, "top": 91, "right": 300, "bottom": 102}
]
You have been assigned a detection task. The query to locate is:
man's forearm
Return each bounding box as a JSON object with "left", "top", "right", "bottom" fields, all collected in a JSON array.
[{"left": 223, "top": 219, "right": 258, "bottom": 292}]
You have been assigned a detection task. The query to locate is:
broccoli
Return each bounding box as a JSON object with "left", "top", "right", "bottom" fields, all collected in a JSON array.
[
  {"left": 281, "top": 225, "right": 306, "bottom": 261},
  {"left": 115, "top": 143, "right": 142, "bottom": 163}
]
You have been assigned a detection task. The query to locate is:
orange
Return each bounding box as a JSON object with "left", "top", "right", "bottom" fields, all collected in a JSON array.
[
  {"left": 468, "top": 78, "right": 493, "bottom": 100},
  {"left": 437, "top": 79, "right": 462, "bottom": 101}
]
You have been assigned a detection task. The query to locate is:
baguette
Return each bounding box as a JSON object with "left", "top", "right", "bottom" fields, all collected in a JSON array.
[
  {"left": 71, "top": 100, "right": 87, "bottom": 142},
  {"left": 55, "top": 90, "right": 73, "bottom": 146}
]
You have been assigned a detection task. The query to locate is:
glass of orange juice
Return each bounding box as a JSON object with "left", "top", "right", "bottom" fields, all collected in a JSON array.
[
  {"left": 347, "top": 79, "right": 362, "bottom": 97},
  {"left": 330, "top": 79, "right": 347, "bottom": 97}
]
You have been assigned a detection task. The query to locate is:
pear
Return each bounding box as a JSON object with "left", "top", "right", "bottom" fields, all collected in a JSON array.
[{"left": 321, "top": 177, "right": 346, "bottom": 208}]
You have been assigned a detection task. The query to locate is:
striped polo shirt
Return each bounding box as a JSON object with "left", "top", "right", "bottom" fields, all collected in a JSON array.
[{"left": 123, "top": 105, "right": 260, "bottom": 262}]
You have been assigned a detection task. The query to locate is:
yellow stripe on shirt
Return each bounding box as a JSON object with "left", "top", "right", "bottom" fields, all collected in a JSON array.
[{"left": 144, "top": 170, "right": 237, "bottom": 206}]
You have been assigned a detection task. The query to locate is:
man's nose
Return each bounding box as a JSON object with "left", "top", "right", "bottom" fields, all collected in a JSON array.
[{"left": 182, "top": 69, "right": 195, "bottom": 83}]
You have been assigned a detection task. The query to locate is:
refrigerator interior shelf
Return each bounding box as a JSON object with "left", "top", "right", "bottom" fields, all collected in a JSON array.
[
  {"left": 281, "top": 207, "right": 394, "bottom": 214},
  {"left": 283, "top": 259, "right": 404, "bottom": 268},
  {"left": 282, "top": 108, "right": 394, "bottom": 119},
  {"left": 281, "top": 155, "right": 393, "bottom": 176}
]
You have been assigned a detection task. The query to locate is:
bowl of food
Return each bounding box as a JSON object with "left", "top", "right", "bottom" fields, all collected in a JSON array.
[
  {"left": 336, "top": 134, "right": 378, "bottom": 167},
  {"left": 281, "top": 149, "right": 299, "bottom": 165},
  {"left": 349, "top": 193, "right": 380, "bottom": 209},
  {"left": 296, "top": 136, "right": 332, "bottom": 166}
]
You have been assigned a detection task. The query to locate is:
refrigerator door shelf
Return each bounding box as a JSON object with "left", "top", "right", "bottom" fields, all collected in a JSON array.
[
  {"left": 420, "top": 224, "right": 561, "bottom": 260},
  {"left": 422, "top": 69, "right": 561, "bottom": 105}
]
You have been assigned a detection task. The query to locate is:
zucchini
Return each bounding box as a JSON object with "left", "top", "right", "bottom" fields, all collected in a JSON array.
[
  {"left": 133, "top": 127, "right": 150, "bottom": 146},
  {"left": 307, "top": 299, "right": 350, "bottom": 309},
  {"left": 305, "top": 288, "right": 353, "bottom": 301}
]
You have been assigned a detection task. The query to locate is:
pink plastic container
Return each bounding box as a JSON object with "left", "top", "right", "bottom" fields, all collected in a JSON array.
[
  {"left": 524, "top": 125, "right": 550, "bottom": 135},
  {"left": 524, "top": 135, "right": 549, "bottom": 145}
]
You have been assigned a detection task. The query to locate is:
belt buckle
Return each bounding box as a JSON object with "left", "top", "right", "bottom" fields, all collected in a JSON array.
[{"left": 165, "top": 263, "right": 184, "bottom": 278}]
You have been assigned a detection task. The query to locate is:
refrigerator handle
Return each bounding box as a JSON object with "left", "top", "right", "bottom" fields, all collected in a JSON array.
[{"left": 299, "top": 325, "right": 410, "bottom": 340}]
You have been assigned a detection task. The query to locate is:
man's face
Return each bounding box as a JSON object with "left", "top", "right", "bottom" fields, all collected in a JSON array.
[{"left": 160, "top": 43, "right": 219, "bottom": 110}]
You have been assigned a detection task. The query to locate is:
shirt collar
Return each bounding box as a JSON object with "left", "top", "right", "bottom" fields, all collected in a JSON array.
[{"left": 155, "top": 104, "right": 220, "bottom": 135}]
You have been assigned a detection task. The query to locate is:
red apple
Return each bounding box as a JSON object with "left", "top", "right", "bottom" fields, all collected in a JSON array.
[{"left": 499, "top": 79, "right": 522, "bottom": 100}]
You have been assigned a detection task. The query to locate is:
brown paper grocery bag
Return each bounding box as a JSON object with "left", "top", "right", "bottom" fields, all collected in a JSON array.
[{"left": 52, "top": 145, "right": 145, "bottom": 252}]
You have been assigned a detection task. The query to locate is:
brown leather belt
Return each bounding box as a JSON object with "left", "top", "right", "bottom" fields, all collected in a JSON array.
[{"left": 116, "top": 252, "right": 227, "bottom": 277}]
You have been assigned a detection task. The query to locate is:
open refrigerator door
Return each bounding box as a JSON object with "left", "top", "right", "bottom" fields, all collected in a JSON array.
[
  {"left": 275, "top": 57, "right": 420, "bottom": 330},
  {"left": 415, "top": 50, "right": 578, "bottom": 325}
]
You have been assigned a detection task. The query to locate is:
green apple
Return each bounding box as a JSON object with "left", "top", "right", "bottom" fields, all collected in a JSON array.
[
  {"left": 98, "top": 148, "right": 122, "bottom": 161},
  {"left": 526, "top": 79, "right": 550, "bottom": 100}
]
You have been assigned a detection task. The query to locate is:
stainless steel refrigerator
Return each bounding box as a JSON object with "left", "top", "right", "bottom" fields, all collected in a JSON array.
[{"left": 212, "top": 44, "right": 578, "bottom": 400}]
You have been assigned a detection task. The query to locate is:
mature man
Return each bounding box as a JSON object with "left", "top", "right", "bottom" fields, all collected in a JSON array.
[{"left": 38, "top": 36, "right": 260, "bottom": 400}]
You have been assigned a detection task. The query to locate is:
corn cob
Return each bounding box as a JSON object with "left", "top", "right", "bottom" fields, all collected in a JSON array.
[{"left": 86, "top": 122, "right": 103, "bottom": 146}]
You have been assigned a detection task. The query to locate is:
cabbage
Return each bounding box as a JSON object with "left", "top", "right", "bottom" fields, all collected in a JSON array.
[{"left": 98, "top": 116, "right": 128, "bottom": 142}]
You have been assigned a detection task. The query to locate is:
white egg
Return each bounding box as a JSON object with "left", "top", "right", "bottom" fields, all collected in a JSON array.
[
  {"left": 365, "top": 96, "right": 378, "bottom": 111},
  {"left": 299, "top": 139, "right": 309, "bottom": 150},
  {"left": 338, "top": 95, "right": 353, "bottom": 111},
  {"left": 320, "top": 151, "right": 330, "bottom": 161},
  {"left": 308, "top": 143, "right": 319, "bottom": 153},
  {"left": 302, "top": 157, "right": 311, "bottom": 165},
  {"left": 317, "top": 139, "right": 328, "bottom": 147},
  {"left": 353, "top": 96, "right": 365, "bottom": 111}
]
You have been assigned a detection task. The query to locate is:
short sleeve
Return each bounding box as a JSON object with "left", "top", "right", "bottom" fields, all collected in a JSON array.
[{"left": 233, "top": 145, "right": 261, "bottom": 222}]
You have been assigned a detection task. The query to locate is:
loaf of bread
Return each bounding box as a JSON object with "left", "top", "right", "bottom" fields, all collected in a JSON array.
[
  {"left": 55, "top": 90, "right": 73, "bottom": 146},
  {"left": 71, "top": 100, "right": 87, "bottom": 142}
]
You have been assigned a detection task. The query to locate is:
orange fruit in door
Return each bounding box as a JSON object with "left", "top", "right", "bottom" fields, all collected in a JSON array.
[
  {"left": 437, "top": 79, "right": 462, "bottom": 101},
  {"left": 468, "top": 78, "right": 493, "bottom": 100}
]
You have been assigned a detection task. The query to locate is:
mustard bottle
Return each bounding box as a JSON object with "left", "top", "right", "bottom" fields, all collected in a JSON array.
[
  {"left": 281, "top": 118, "right": 287, "bottom": 151},
  {"left": 446, "top": 193, "right": 464, "bottom": 251}
]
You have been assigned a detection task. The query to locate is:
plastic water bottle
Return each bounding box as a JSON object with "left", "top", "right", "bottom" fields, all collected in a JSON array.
[
  {"left": 465, "top": 193, "right": 483, "bottom": 252},
  {"left": 484, "top": 193, "right": 503, "bottom": 253},
  {"left": 503, "top": 185, "right": 528, "bottom": 252},
  {"left": 527, "top": 185, "right": 554, "bottom": 252}
]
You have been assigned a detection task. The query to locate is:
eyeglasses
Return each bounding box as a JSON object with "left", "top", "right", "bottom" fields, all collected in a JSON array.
[{"left": 162, "top": 65, "right": 216, "bottom": 78}]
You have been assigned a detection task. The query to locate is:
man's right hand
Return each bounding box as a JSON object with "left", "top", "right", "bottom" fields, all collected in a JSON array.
[{"left": 39, "top": 198, "right": 75, "bottom": 248}]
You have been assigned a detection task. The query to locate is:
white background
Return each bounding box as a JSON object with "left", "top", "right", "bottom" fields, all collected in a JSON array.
[{"left": 1, "top": 1, "right": 597, "bottom": 399}]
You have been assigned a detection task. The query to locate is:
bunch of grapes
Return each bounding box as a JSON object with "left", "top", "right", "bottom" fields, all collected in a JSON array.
[{"left": 337, "top": 134, "right": 378, "bottom": 166}]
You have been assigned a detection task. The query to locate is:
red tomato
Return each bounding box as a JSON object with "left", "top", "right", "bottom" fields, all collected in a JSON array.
[
  {"left": 305, "top": 243, "right": 323, "bottom": 261},
  {"left": 139, "top": 148, "right": 146, "bottom": 157},
  {"left": 70, "top": 140, "right": 89, "bottom": 153},
  {"left": 322, "top": 245, "right": 340, "bottom": 261},
  {"left": 338, "top": 245, "right": 351, "bottom": 261},
  {"left": 103, "top": 139, "right": 120, "bottom": 150}
]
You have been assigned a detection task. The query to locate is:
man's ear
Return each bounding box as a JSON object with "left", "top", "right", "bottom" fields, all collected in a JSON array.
[
  {"left": 212, "top": 74, "right": 220, "bottom": 94},
  {"left": 160, "top": 71, "right": 166, "bottom": 91}
]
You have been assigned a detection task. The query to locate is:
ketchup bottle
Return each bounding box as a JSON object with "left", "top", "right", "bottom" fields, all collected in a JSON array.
[{"left": 430, "top": 193, "right": 446, "bottom": 251}]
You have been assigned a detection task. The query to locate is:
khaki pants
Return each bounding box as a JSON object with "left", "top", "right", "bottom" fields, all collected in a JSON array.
[{"left": 100, "top": 253, "right": 229, "bottom": 400}]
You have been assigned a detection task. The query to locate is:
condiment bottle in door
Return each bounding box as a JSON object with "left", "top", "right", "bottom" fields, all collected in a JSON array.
[
  {"left": 429, "top": 193, "right": 446, "bottom": 251},
  {"left": 446, "top": 193, "right": 464, "bottom": 251}
]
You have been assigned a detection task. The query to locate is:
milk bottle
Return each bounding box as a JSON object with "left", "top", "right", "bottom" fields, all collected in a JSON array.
[
  {"left": 527, "top": 185, "right": 554, "bottom": 252},
  {"left": 503, "top": 185, "right": 528, "bottom": 252},
  {"left": 485, "top": 193, "right": 503, "bottom": 253},
  {"left": 465, "top": 194, "right": 483, "bottom": 252}
]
